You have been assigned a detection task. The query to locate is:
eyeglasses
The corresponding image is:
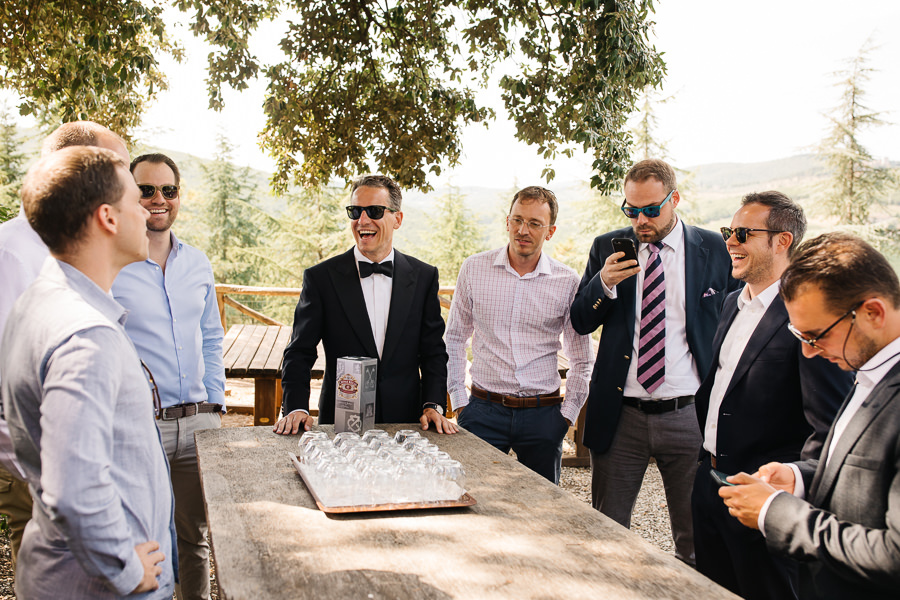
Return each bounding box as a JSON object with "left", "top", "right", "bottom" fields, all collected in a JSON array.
[
  {"left": 345, "top": 205, "right": 397, "bottom": 220},
  {"left": 508, "top": 216, "right": 551, "bottom": 232},
  {"left": 138, "top": 184, "right": 179, "bottom": 200},
  {"left": 621, "top": 189, "right": 675, "bottom": 219},
  {"left": 720, "top": 227, "right": 785, "bottom": 244},
  {"left": 141, "top": 360, "right": 163, "bottom": 419},
  {"left": 787, "top": 300, "right": 864, "bottom": 350}
]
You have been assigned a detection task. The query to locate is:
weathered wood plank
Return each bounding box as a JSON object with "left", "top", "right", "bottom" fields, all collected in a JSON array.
[
  {"left": 222, "top": 325, "right": 248, "bottom": 371},
  {"left": 263, "top": 326, "right": 293, "bottom": 373},
  {"left": 247, "top": 326, "right": 281, "bottom": 374},
  {"left": 230, "top": 326, "right": 267, "bottom": 375},
  {"left": 196, "top": 426, "right": 738, "bottom": 600}
]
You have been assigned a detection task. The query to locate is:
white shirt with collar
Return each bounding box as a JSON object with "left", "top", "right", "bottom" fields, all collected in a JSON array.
[
  {"left": 354, "top": 246, "right": 394, "bottom": 359},
  {"left": 758, "top": 333, "right": 900, "bottom": 533},
  {"left": 703, "top": 281, "right": 781, "bottom": 456},
  {"left": 604, "top": 218, "right": 700, "bottom": 399}
]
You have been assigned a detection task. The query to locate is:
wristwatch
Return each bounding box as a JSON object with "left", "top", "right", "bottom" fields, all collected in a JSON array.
[{"left": 423, "top": 402, "right": 444, "bottom": 416}]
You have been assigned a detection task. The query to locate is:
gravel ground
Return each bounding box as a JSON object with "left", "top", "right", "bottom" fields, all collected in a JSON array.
[{"left": 0, "top": 380, "right": 674, "bottom": 598}]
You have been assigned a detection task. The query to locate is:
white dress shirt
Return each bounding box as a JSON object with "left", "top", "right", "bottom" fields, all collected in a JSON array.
[
  {"left": 446, "top": 247, "right": 593, "bottom": 424},
  {"left": 0, "top": 213, "right": 48, "bottom": 478},
  {"left": 354, "top": 246, "right": 394, "bottom": 358},
  {"left": 604, "top": 218, "right": 701, "bottom": 398},
  {"left": 703, "top": 281, "right": 781, "bottom": 456}
]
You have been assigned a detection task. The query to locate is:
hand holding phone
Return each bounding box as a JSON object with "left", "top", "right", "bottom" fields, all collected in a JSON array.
[
  {"left": 601, "top": 237, "right": 641, "bottom": 289},
  {"left": 710, "top": 468, "right": 736, "bottom": 487},
  {"left": 612, "top": 237, "right": 638, "bottom": 262}
]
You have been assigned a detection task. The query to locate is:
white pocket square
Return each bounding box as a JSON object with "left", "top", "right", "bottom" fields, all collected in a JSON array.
[{"left": 702, "top": 288, "right": 719, "bottom": 298}]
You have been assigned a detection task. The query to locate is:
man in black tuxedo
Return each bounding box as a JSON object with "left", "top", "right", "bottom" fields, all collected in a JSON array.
[
  {"left": 692, "top": 192, "right": 851, "bottom": 599},
  {"left": 274, "top": 174, "right": 457, "bottom": 435},
  {"left": 721, "top": 232, "right": 900, "bottom": 599},
  {"left": 571, "top": 159, "right": 740, "bottom": 564}
]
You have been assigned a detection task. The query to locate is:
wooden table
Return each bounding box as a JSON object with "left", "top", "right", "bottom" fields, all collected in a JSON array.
[
  {"left": 223, "top": 325, "right": 325, "bottom": 426},
  {"left": 196, "top": 425, "right": 737, "bottom": 600}
]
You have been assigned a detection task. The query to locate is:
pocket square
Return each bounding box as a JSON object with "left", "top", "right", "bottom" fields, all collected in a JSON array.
[{"left": 702, "top": 288, "right": 718, "bottom": 298}]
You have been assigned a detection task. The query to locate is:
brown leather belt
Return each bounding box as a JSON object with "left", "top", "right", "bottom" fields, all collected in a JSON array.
[
  {"left": 622, "top": 395, "right": 694, "bottom": 415},
  {"left": 471, "top": 385, "right": 562, "bottom": 408},
  {"left": 159, "top": 402, "right": 223, "bottom": 421},
  {"left": 710, "top": 455, "right": 718, "bottom": 469}
]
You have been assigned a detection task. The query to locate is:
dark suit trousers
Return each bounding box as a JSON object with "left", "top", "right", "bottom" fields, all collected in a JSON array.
[{"left": 692, "top": 455, "right": 799, "bottom": 600}]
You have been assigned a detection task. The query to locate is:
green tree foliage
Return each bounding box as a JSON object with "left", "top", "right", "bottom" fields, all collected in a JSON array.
[
  {"left": 259, "top": 0, "right": 665, "bottom": 194},
  {"left": 0, "top": 1, "right": 182, "bottom": 137},
  {"left": 0, "top": 104, "right": 26, "bottom": 218},
  {"left": 202, "top": 133, "right": 263, "bottom": 284},
  {"left": 818, "top": 40, "right": 896, "bottom": 225},
  {"left": 422, "top": 185, "right": 486, "bottom": 284},
  {"left": 630, "top": 86, "right": 670, "bottom": 163}
]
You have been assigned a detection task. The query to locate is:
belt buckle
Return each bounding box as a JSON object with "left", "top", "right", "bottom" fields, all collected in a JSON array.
[
  {"left": 501, "top": 396, "right": 517, "bottom": 408},
  {"left": 641, "top": 400, "right": 663, "bottom": 415},
  {"left": 160, "top": 406, "right": 177, "bottom": 421}
]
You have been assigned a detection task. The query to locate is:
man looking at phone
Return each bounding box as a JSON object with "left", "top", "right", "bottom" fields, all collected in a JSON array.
[
  {"left": 446, "top": 186, "right": 592, "bottom": 483},
  {"left": 691, "top": 192, "right": 850, "bottom": 599},
  {"left": 720, "top": 233, "right": 900, "bottom": 600},
  {"left": 571, "top": 159, "right": 738, "bottom": 564}
]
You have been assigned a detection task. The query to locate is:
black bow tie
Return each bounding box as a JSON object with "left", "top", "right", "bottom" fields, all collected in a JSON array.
[{"left": 359, "top": 260, "right": 393, "bottom": 278}]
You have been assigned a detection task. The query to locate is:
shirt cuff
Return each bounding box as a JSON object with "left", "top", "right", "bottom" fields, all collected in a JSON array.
[
  {"left": 757, "top": 490, "right": 784, "bottom": 537},
  {"left": 788, "top": 463, "right": 806, "bottom": 499},
  {"left": 601, "top": 277, "right": 617, "bottom": 299},
  {"left": 450, "top": 391, "right": 469, "bottom": 412},
  {"left": 108, "top": 547, "right": 147, "bottom": 596},
  {"left": 288, "top": 409, "right": 309, "bottom": 416},
  {"left": 560, "top": 399, "right": 580, "bottom": 425}
]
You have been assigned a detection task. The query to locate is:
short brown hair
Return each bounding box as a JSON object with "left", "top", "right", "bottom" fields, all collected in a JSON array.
[
  {"left": 781, "top": 232, "right": 900, "bottom": 313},
  {"left": 741, "top": 191, "right": 807, "bottom": 255},
  {"left": 21, "top": 147, "right": 127, "bottom": 254},
  {"left": 509, "top": 186, "right": 559, "bottom": 225},
  {"left": 350, "top": 174, "right": 402, "bottom": 211},
  {"left": 131, "top": 153, "right": 181, "bottom": 186},
  {"left": 41, "top": 121, "right": 125, "bottom": 157},
  {"left": 624, "top": 159, "right": 677, "bottom": 194}
]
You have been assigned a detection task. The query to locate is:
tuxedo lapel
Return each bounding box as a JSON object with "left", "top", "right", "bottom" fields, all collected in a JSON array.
[
  {"left": 723, "top": 296, "right": 788, "bottom": 399},
  {"left": 683, "top": 224, "right": 710, "bottom": 325},
  {"left": 381, "top": 250, "right": 416, "bottom": 365},
  {"left": 811, "top": 362, "right": 900, "bottom": 505},
  {"left": 328, "top": 248, "right": 379, "bottom": 359}
]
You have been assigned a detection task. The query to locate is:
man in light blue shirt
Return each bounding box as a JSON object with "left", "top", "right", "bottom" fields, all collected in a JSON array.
[
  {"left": 1, "top": 146, "right": 176, "bottom": 598},
  {"left": 112, "top": 153, "right": 224, "bottom": 600}
]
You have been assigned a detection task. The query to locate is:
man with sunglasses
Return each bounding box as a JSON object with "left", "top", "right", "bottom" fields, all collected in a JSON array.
[
  {"left": 0, "top": 121, "right": 131, "bottom": 572},
  {"left": 1, "top": 146, "right": 176, "bottom": 598},
  {"left": 691, "top": 193, "right": 850, "bottom": 599},
  {"left": 571, "top": 159, "right": 739, "bottom": 565},
  {"left": 720, "top": 233, "right": 900, "bottom": 600},
  {"left": 445, "top": 186, "right": 592, "bottom": 483},
  {"left": 275, "top": 174, "right": 455, "bottom": 435},
  {"left": 112, "top": 153, "right": 224, "bottom": 600}
]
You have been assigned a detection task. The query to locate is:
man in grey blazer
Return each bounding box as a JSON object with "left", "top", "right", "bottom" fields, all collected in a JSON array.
[{"left": 721, "top": 232, "right": 900, "bottom": 599}]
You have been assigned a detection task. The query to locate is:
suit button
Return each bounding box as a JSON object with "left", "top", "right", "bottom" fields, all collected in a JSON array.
[
  {"left": 616, "top": 387, "right": 623, "bottom": 392},
  {"left": 624, "top": 355, "right": 630, "bottom": 360}
]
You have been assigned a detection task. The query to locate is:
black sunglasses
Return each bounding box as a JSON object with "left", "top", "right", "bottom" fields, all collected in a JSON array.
[
  {"left": 720, "top": 227, "right": 784, "bottom": 244},
  {"left": 621, "top": 189, "right": 674, "bottom": 219},
  {"left": 138, "top": 184, "right": 179, "bottom": 200},
  {"left": 787, "top": 300, "right": 864, "bottom": 350},
  {"left": 345, "top": 205, "right": 397, "bottom": 220}
]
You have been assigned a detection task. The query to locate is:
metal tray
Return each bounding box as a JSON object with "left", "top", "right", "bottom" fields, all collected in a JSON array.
[{"left": 289, "top": 453, "right": 476, "bottom": 514}]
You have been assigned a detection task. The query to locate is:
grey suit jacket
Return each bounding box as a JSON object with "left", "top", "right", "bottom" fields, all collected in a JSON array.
[{"left": 764, "top": 360, "right": 900, "bottom": 599}]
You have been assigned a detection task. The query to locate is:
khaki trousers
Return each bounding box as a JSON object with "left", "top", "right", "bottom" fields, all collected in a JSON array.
[{"left": 0, "top": 462, "right": 33, "bottom": 570}]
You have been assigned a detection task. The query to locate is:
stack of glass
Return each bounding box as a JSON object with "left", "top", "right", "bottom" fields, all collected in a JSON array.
[{"left": 296, "top": 429, "right": 467, "bottom": 507}]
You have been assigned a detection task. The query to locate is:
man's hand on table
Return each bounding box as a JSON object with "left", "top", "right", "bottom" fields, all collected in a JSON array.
[
  {"left": 421, "top": 408, "right": 459, "bottom": 434},
  {"left": 273, "top": 411, "right": 313, "bottom": 435}
]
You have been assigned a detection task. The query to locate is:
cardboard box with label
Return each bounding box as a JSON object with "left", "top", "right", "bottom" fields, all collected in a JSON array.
[{"left": 334, "top": 356, "right": 377, "bottom": 434}]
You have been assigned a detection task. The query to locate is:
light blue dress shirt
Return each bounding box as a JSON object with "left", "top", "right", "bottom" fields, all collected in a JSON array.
[
  {"left": 0, "top": 258, "right": 176, "bottom": 599},
  {"left": 112, "top": 233, "right": 225, "bottom": 410}
]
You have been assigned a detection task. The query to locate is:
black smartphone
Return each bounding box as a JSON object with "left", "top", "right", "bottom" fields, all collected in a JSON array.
[
  {"left": 611, "top": 237, "right": 638, "bottom": 263},
  {"left": 710, "top": 468, "right": 736, "bottom": 487}
]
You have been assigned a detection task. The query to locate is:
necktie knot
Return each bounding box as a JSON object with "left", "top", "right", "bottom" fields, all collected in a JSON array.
[
  {"left": 359, "top": 260, "right": 393, "bottom": 278},
  {"left": 649, "top": 241, "right": 664, "bottom": 255}
]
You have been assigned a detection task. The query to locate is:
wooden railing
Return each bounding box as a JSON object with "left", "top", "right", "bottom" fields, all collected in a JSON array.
[{"left": 215, "top": 284, "right": 457, "bottom": 330}]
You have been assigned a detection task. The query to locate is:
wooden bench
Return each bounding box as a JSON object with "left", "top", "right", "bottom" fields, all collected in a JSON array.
[{"left": 223, "top": 324, "right": 325, "bottom": 426}]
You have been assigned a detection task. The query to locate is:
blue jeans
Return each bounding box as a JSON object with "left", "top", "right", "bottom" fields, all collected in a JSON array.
[{"left": 457, "top": 396, "right": 569, "bottom": 484}]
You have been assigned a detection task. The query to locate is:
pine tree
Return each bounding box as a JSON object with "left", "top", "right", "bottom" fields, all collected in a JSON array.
[
  {"left": 423, "top": 185, "right": 486, "bottom": 284},
  {"left": 817, "top": 40, "right": 896, "bottom": 225},
  {"left": 0, "top": 105, "right": 26, "bottom": 220}
]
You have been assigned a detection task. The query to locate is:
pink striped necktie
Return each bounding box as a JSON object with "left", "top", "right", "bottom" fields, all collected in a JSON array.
[{"left": 637, "top": 242, "right": 666, "bottom": 393}]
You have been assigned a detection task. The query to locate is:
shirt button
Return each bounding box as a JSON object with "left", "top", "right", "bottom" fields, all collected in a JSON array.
[
  {"left": 178, "top": 346, "right": 182, "bottom": 350},
  {"left": 182, "top": 374, "right": 186, "bottom": 378}
]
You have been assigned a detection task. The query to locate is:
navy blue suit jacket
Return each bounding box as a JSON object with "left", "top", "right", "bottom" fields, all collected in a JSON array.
[
  {"left": 571, "top": 223, "right": 740, "bottom": 453},
  {"left": 694, "top": 291, "right": 851, "bottom": 475},
  {"left": 281, "top": 248, "right": 448, "bottom": 424}
]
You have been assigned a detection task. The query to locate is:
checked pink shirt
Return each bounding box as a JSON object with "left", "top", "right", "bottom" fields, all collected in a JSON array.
[{"left": 446, "top": 247, "right": 593, "bottom": 424}]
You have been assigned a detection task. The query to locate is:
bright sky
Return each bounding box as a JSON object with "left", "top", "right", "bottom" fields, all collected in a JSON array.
[{"left": 101, "top": 1, "right": 900, "bottom": 188}]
